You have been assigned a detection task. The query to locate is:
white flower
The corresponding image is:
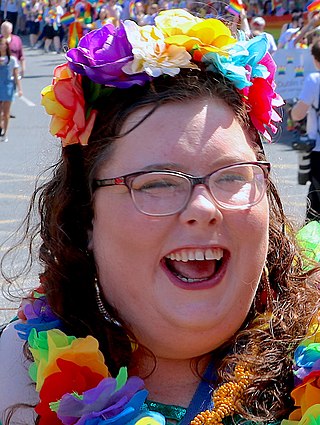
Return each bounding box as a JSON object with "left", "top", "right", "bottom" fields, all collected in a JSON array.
[{"left": 122, "top": 20, "right": 197, "bottom": 78}]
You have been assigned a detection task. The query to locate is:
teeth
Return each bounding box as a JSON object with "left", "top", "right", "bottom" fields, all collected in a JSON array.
[{"left": 166, "top": 248, "right": 223, "bottom": 262}]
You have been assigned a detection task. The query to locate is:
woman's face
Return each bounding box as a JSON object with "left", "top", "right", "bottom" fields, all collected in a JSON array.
[{"left": 90, "top": 98, "right": 269, "bottom": 359}]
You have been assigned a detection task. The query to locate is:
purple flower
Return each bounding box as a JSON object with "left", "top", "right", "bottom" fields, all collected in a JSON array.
[
  {"left": 24, "top": 296, "right": 57, "bottom": 321},
  {"left": 66, "top": 23, "right": 149, "bottom": 88},
  {"left": 15, "top": 296, "right": 62, "bottom": 340},
  {"left": 57, "top": 372, "right": 148, "bottom": 425}
]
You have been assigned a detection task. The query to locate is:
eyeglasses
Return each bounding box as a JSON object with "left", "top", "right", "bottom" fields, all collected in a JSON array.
[{"left": 93, "top": 161, "right": 271, "bottom": 217}]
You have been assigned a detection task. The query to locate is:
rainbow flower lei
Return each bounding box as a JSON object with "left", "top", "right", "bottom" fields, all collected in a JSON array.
[
  {"left": 41, "top": 9, "right": 283, "bottom": 147},
  {"left": 14, "top": 285, "right": 320, "bottom": 425}
]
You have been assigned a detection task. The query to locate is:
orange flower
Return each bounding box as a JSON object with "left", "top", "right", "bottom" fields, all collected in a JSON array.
[
  {"left": 41, "top": 63, "right": 97, "bottom": 146},
  {"left": 290, "top": 371, "right": 320, "bottom": 420}
]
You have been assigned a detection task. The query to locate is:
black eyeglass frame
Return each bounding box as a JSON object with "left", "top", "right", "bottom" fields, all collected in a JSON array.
[{"left": 93, "top": 161, "right": 271, "bottom": 216}]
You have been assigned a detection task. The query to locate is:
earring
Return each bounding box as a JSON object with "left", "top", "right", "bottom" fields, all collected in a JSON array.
[
  {"left": 255, "top": 265, "right": 276, "bottom": 313},
  {"left": 260, "top": 265, "right": 275, "bottom": 313},
  {"left": 95, "top": 279, "right": 122, "bottom": 327}
]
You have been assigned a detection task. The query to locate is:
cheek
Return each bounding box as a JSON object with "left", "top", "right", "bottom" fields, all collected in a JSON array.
[{"left": 91, "top": 192, "right": 172, "bottom": 284}]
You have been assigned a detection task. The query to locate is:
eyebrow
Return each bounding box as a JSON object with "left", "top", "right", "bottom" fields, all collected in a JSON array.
[
  {"left": 140, "top": 158, "right": 252, "bottom": 172},
  {"left": 141, "top": 163, "right": 183, "bottom": 171}
]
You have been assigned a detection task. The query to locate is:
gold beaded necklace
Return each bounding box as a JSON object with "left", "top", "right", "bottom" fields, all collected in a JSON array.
[{"left": 191, "top": 365, "right": 251, "bottom": 425}]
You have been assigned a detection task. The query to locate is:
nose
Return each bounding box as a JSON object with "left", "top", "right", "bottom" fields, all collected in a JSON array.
[{"left": 179, "top": 185, "right": 223, "bottom": 226}]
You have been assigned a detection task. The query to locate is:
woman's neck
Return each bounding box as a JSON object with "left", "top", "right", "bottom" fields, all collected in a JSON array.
[{"left": 129, "top": 351, "right": 212, "bottom": 408}]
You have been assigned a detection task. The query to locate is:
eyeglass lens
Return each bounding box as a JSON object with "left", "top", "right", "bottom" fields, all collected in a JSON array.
[{"left": 130, "top": 164, "right": 267, "bottom": 216}]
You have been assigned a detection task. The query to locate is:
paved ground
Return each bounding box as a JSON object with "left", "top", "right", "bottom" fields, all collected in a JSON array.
[{"left": 0, "top": 41, "right": 310, "bottom": 323}]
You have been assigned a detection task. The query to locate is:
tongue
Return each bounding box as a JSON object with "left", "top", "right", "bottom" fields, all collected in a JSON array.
[{"left": 167, "top": 259, "right": 217, "bottom": 280}]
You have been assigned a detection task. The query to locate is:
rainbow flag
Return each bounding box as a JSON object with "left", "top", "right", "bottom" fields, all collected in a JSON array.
[
  {"left": 271, "top": 0, "right": 282, "bottom": 11},
  {"left": 60, "top": 11, "right": 75, "bottom": 25},
  {"left": 129, "top": 0, "right": 136, "bottom": 18},
  {"left": 226, "top": 0, "right": 243, "bottom": 16},
  {"left": 308, "top": 0, "right": 320, "bottom": 11},
  {"left": 295, "top": 67, "right": 304, "bottom": 77}
]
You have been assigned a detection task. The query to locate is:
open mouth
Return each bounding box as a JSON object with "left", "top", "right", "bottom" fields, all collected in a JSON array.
[{"left": 163, "top": 248, "right": 225, "bottom": 284}]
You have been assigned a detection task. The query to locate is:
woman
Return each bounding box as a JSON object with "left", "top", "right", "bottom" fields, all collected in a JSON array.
[
  {"left": 42, "top": 0, "right": 63, "bottom": 53},
  {"left": 0, "top": 36, "right": 22, "bottom": 143},
  {"left": 0, "top": 10, "right": 319, "bottom": 425},
  {"left": 24, "top": 0, "right": 42, "bottom": 48}
]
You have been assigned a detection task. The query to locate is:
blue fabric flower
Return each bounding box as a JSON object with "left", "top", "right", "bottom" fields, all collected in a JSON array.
[
  {"left": 203, "top": 34, "right": 269, "bottom": 90},
  {"left": 295, "top": 343, "right": 320, "bottom": 369},
  {"left": 56, "top": 367, "right": 148, "bottom": 425}
]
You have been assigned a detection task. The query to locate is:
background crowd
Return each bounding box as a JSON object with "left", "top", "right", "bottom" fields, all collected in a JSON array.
[{"left": 0, "top": 0, "right": 318, "bottom": 52}]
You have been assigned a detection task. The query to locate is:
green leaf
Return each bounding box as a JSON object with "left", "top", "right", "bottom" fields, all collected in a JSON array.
[{"left": 116, "top": 367, "right": 128, "bottom": 391}]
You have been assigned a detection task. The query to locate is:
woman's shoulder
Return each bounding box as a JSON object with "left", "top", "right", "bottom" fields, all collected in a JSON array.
[{"left": 0, "top": 321, "right": 38, "bottom": 424}]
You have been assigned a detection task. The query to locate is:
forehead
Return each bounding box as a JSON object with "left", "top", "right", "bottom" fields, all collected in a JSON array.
[{"left": 99, "top": 98, "right": 256, "bottom": 176}]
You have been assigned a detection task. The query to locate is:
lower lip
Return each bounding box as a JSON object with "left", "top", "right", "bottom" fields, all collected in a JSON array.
[{"left": 161, "top": 252, "right": 229, "bottom": 290}]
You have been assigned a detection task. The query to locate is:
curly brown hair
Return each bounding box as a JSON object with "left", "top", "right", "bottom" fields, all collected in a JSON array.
[{"left": 2, "top": 70, "right": 320, "bottom": 424}]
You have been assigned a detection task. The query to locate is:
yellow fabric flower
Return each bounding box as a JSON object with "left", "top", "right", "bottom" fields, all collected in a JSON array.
[
  {"left": 282, "top": 404, "right": 320, "bottom": 425},
  {"left": 29, "top": 329, "right": 109, "bottom": 391},
  {"left": 154, "top": 9, "right": 202, "bottom": 36},
  {"left": 155, "top": 9, "right": 236, "bottom": 58},
  {"left": 123, "top": 20, "right": 196, "bottom": 78},
  {"left": 289, "top": 374, "right": 320, "bottom": 420}
]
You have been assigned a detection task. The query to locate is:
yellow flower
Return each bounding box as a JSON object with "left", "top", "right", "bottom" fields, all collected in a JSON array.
[
  {"left": 155, "top": 9, "right": 236, "bottom": 58},
  {"left": 289, "top": 373, "right": 320, "bottom": 421},
  {"left": 123, "top": 20, "right": 196, "bottom": 78},
  {"left": 154, "top": 9, "right": 202, "bottom": 36},
  {"left": 282, "top": 405, "right": 320, "bottom": 425}
]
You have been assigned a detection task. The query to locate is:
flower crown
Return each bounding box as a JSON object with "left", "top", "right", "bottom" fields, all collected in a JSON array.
[{"left": 41, "top": 9, "right": 284, "bottom": 147}]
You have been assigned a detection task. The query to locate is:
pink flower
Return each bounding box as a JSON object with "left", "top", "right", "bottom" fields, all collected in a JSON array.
[{"left": 242, "top": 53, "right": 283, "bottom": 141}]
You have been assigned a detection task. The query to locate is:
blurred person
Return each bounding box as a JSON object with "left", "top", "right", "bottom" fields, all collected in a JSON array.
[
  {"left": 24, "top": 0, "right": 42, "bottom": 47},
  {"left": 93, "top": 5, "right": 112, "bottom": 28},
  {"left": 0, "top": 36, "right": 22, "bottom": 142},
  {"left": 1, "top": 20, "right": 24, "bottom": 76},
  {"left": 105, "top": 0, "right": 122, "bottom": 27},
  {"left": 141, "top": 2, "right": 158, "bottom": 24},
  {"left": 279, "top": 11, "right": 303, "bottom": 36},
  {"left": 133, "top": 1, "right": 145, "bottom": 25},
  {"left": 42, "top": 0, "right": 63, "bottom": 53},
  {"left": 278, "top": 12, "right": 305, "bottom": 48},
  {"left": 0, "top": 0, "right": 20, "bottom": 32},
  {"left": 291, "top": 39, "right": 320, "bottom": 221},
  {"left": 250, "top": 16, "right": 277, "bottom": 54}
]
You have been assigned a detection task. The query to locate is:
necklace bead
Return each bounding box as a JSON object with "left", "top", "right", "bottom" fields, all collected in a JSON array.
[{"left": 190, "top": 365, "right": 250, "bottom": 425}]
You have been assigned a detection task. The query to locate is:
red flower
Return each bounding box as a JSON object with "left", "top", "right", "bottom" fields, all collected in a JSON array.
[{"left": 36, "top": 358, "right": 104, "bottom": 424}]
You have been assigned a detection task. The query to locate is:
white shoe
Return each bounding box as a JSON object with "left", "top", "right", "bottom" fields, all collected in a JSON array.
[{"left": 0, "top": 136, "right": 8, "bottom": 142}]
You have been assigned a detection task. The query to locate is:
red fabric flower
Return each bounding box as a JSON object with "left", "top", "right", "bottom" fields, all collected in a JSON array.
[{"left": 36, "top": 358, "right": 104, "bottom": 424}]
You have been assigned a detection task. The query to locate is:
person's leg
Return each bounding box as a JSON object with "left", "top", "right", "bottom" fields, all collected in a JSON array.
[
  {"left": 44, "top": 37, "right": 52, "bottom": 52},
  {"left": 1, "top": 101, "right": 11, "bottom": 141},
  {"left": 53, "top": 35, "right": 61, "bottom": 53},
  {"left": 0, "top": 101, "right": 3, "bottom": 135}
]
